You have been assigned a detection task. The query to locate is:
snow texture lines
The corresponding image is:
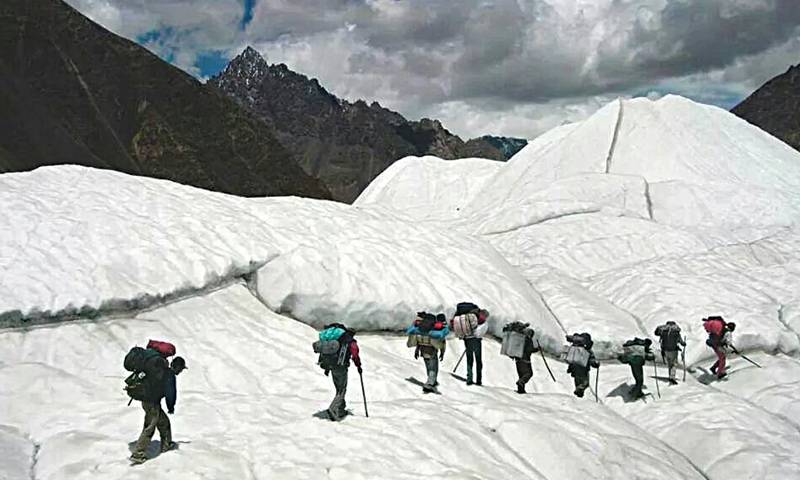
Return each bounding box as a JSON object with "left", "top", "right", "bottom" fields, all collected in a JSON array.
[{"left": 604, "top": 98, "right": 624, "bottom": 174}]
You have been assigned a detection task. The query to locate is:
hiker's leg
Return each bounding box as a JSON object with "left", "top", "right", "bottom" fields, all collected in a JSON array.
[
  {"left": 575, "top": 371, "right": 589, "bottom": 397},
  {"left": 156, "top": 404, "right": 172, "bottom": 448},
  {"left": 666, "top": 351, "right": 678, "bottom": 380},
  {"left": 465, "top": 339, "right": 475, "bottom": 382},
  {"left": 328, "top": 368, "right": 348, "bottom": 419},
  {"left": 632, "top": 364, "right": 644, "bottom": 396},
  {"left": 516, "top": 359, "right": 533, "bottom": 386},
  {"left": 425, "top": 355, "right": 439, "bottom": 387},
  {"left": 475, "top": 339, "right": 483, "bottom": 384},
  {"left": 716, "top": 348, "right": 727, "bottom": 376},
  {"left": 133, "top": 402, "right": 159, "bottom": 458}
]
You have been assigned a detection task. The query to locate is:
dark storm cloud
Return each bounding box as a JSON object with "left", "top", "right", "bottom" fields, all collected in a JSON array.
[{"left": 66, "top": 0, "right": 800, "bottom": 137}]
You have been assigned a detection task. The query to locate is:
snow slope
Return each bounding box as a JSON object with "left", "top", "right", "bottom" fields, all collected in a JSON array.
[
  {"left": 354, "top": 156, "right": 502, "bottom": 221},
  {"left": 0, "top": 284, "right": 719, "bottom": 479},
  {"left": 0, "top": 166, "right": 562, "bottom": 349}
]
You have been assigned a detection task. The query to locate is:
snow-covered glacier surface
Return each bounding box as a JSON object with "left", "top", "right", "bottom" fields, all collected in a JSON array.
[{"left": 2, "top": 94, "right": 800, "bottom": 479}]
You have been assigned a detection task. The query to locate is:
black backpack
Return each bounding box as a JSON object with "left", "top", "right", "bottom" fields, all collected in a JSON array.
[
  {"left": 503, "top": 321, "right": 530, "bottom": 333},
  {"left": 123, "top": 347, "right": 163, "bottom": 401},
  {"left": 655, "top": 323, "right": 682, "bottom": 350},
  {"left": 455, "top": 302, "right": 480, "bottom": 316},
  {"left": 417, "top": 312, "right": 437, "bottom": 333}
]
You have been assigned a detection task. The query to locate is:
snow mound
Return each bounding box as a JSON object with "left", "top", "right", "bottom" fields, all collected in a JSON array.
[
  {"left": 0, "top": 166, "right": 561, "bottom": 348},
  {"left": 353, "top": 156, "right": 502, "bottom": 221}
]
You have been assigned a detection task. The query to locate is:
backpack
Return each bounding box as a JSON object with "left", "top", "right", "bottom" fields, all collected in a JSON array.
[
  {"left": 654, "top": 323, "right": 682, "bottom": 351},
  {"left": 622, "top": 338, "right": 649, "bottom": 363},
  {"left": 455, "top": 302, "right": 480, "bottom": 316},
  {"left": 562, "top": 345, "right": 591, "bottom": 367},
  {"left": 415, "top": 312, "right": 437, "bottom": 333},
  {"left": 123, "top": 347, "right": 162, "bottom": 401},
  {"left": 703, "top": 316, "right": 727, "bottom": 346},
  {"left": 451, "top": 313, "right": 478, "bottom": 339},
  {"left": 146, "top": 339, "right": 176, "bottom": 358},
  {"left": 313, "top": 325, "right": 353, "bottom": 370}
]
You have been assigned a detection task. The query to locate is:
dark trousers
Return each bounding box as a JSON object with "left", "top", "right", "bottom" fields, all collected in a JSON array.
[
  {"left": 630, "top": 362, "right": 644, "bottom": 396},
  {"left": 515, "top": 358, "right": 533, "bottom": 386},
  {"left": 465, "top": 338, "right": 483, "bottom": 383},
  {"left": 133, "top": 401, "right": 171, "bottom": 458},
  {"left": 328, "top": 367, "right": 348, "bottom": 420}
]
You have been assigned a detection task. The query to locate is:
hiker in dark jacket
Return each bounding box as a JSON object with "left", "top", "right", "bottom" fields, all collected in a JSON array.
[
  {"left": 655, "top": 321, "right": 685, "bottom": 385},
  {"left": 565, "top": 333, "right": 599, "bottom": 398},
  {"left": 131, "top": 356, "right": 187, "bottom": 464},
  {"left": 618, "top": 339, "right": 654, "bottom": 399},
  {"left": 515, "top": 329, "right": 539, "bottom": 394}
]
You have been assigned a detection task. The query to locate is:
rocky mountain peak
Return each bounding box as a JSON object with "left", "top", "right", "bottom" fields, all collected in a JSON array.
[{"left": 215, "top": 46, "right": 269, "bottom": 89}]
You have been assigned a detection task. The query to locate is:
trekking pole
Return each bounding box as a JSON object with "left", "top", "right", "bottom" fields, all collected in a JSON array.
[
  {"left": 536, "top": 340, "right": 556, "bottom": 382},
  {"left": 594, "top": 366, "right": 599, "bottom": 403},
  {"left": 358, "top": 370, "right": 369, "bottom": 418},
  {"left": 452, "top": 350, "right": 466, "bottom": 373},
  {"left": 652, "top": 358, "right": 661, "bottom": 398},
  {"left": 733, "top": 348, "right": 763, "bottom": 368},
  {"left": 682, "top": 338, "right": 687, "bottom": 382}
]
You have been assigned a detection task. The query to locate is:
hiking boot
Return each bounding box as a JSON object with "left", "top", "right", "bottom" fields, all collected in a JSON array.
[
  {"left": 160, "top": 441, "right": 178, "bottom": 453},
  {"left": 516, "top": 383, "right": 526, "bottom": 394},
  {"left": 574, "top": 389, "right": 584, "bottom": 398},
  {"left": 669, "top": 379, "right": 678, "bottom": 386},
  {"left": 466, "top": 379, "right": 474, "bottom": 386},
  {"left": 129, "top": 454, "right": 147, "bottom": 465},
  {"left": 717, "top": 372, "right": 727, "bottom": 380},
  {"left": 710, "top": 364, "right": 717, "bottom": 374},
  {"left": 475, "top": 380, "right": 482, "bottom": 386}
]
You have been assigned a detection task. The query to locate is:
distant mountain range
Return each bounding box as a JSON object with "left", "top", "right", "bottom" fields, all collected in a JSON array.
[
  {"left": 210, "top": 48, "right": 527, "bottom": 202},
  {"left": 733, "top": 64, "right": 800, "bottom": 153},
  {"left": 0, "top": 0, "right": 329, "bottom": 199}
]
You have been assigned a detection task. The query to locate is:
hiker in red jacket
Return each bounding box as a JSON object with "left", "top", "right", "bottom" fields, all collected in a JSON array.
[{"left": 704, "top": 317, "right": 735, "bottom": 379}]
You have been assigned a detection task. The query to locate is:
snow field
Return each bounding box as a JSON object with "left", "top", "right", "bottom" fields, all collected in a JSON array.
[{"left": 0, "top": 284, "right": 708, "bottom": 479}]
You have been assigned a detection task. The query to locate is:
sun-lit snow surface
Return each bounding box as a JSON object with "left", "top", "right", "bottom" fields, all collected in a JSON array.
[
  {"left": 3, "top": 94, "right": 800, "bottom": 478},
  {"left": 354, "top": 156, "right": 502, "bottom": 221},
  {"left": 0, "top": 166, "right": 561, "bottom": 348},
  {"left": 0, "top": 285, "right": 707, "bottom": 479}
]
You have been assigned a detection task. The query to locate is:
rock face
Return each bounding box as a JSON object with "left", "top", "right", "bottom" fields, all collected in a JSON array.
[
  {"left": 0, "top": 0, "right": 330, "bottom": 199},
  {"left": 210, "top": 48, "right": 509, "bottom": 202},
  {"left": 732, "top": 64, "right": 800, "bottom": 153}
]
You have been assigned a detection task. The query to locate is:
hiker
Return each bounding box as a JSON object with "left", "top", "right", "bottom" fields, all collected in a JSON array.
[
  {"left": 704, "top": 316, "right": 735, "bottom": 379},
  {"left": 617, "top": 338, "right": 655, "bottom": 399},
  {"left": 408, "top": 312, "right": 447, "bottom": 389},
  {"left": 125, "top": 340, "right": 186, "bottom": 465},
  {"left": 500, "top": 322, "right": 538, "bottom": 394},
  {"left": 313, "top": 323, "right": 362, "bottom": 421},
  {"left": 654, "top": 321, "right": 685, "bottom": 385},
  {"left": 407, "top": 312, "right": 448, "bottom": 393},
  {"left": 563, "top": 333, "right": 598, "bottom": 398},
  {"left": 451, "top": 303, "right": 489, "bottom": 386}
]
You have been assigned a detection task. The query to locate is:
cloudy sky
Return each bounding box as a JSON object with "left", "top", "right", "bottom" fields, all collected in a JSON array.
[{"left": 67, "top": 0, "right": 800, "bottom": 140}]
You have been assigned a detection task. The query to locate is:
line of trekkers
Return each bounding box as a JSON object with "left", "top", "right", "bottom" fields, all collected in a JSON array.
[
  {"left": 311, "top": 305, "right": 746, "bottom": 416},
  {"left": 120, "top": 307, "right": 745, "bottom": 463}
]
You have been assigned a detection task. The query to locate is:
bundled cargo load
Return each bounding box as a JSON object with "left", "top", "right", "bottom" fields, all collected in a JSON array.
[{"left": 500, "top": 322, "right": 532, "bottom": 359}]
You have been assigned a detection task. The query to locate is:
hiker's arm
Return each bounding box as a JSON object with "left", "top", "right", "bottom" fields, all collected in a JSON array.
[
  {"left": 350, "top": 341, "right": 362, "bottom": 369},
  {"left": 165, "top": 374, "right": 177, "bottom": 414}
]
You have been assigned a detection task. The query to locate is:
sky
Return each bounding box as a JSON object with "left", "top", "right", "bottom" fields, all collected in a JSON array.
[{"left": 66, "top": 0, "right": 800, "bottom": 140}]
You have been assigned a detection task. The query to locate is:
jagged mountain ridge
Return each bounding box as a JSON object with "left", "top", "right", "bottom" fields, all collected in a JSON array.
[
  {"left": 210, "top": 47, "right": 521, "bottom": 202},
  {"left": 0, "top": 0, "right": 330, "bottom": 199},
  {"left": 732, "top": 63, "right": 800, "bottom": 153}
]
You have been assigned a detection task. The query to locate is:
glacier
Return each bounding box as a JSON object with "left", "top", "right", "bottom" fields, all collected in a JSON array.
[{"left": 2, "top": 94, "right": 800, "bottom": 479}]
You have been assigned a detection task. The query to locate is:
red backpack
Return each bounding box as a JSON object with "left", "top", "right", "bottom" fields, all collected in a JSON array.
[
  {"left": 703, "top": 317, "right": 726, "bottom": 337},
  {"left": 147, "top": 339, "right": 176, "bottom": 357}
]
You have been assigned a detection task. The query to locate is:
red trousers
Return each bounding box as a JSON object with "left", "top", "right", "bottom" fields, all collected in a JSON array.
[{"left": 713, "top": 347, "right": 727, "bottom": 375}]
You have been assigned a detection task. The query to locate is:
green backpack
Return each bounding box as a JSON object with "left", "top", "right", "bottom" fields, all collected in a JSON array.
[{"left": 123, "top": 347, "right": 162, "bottom": 401}]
